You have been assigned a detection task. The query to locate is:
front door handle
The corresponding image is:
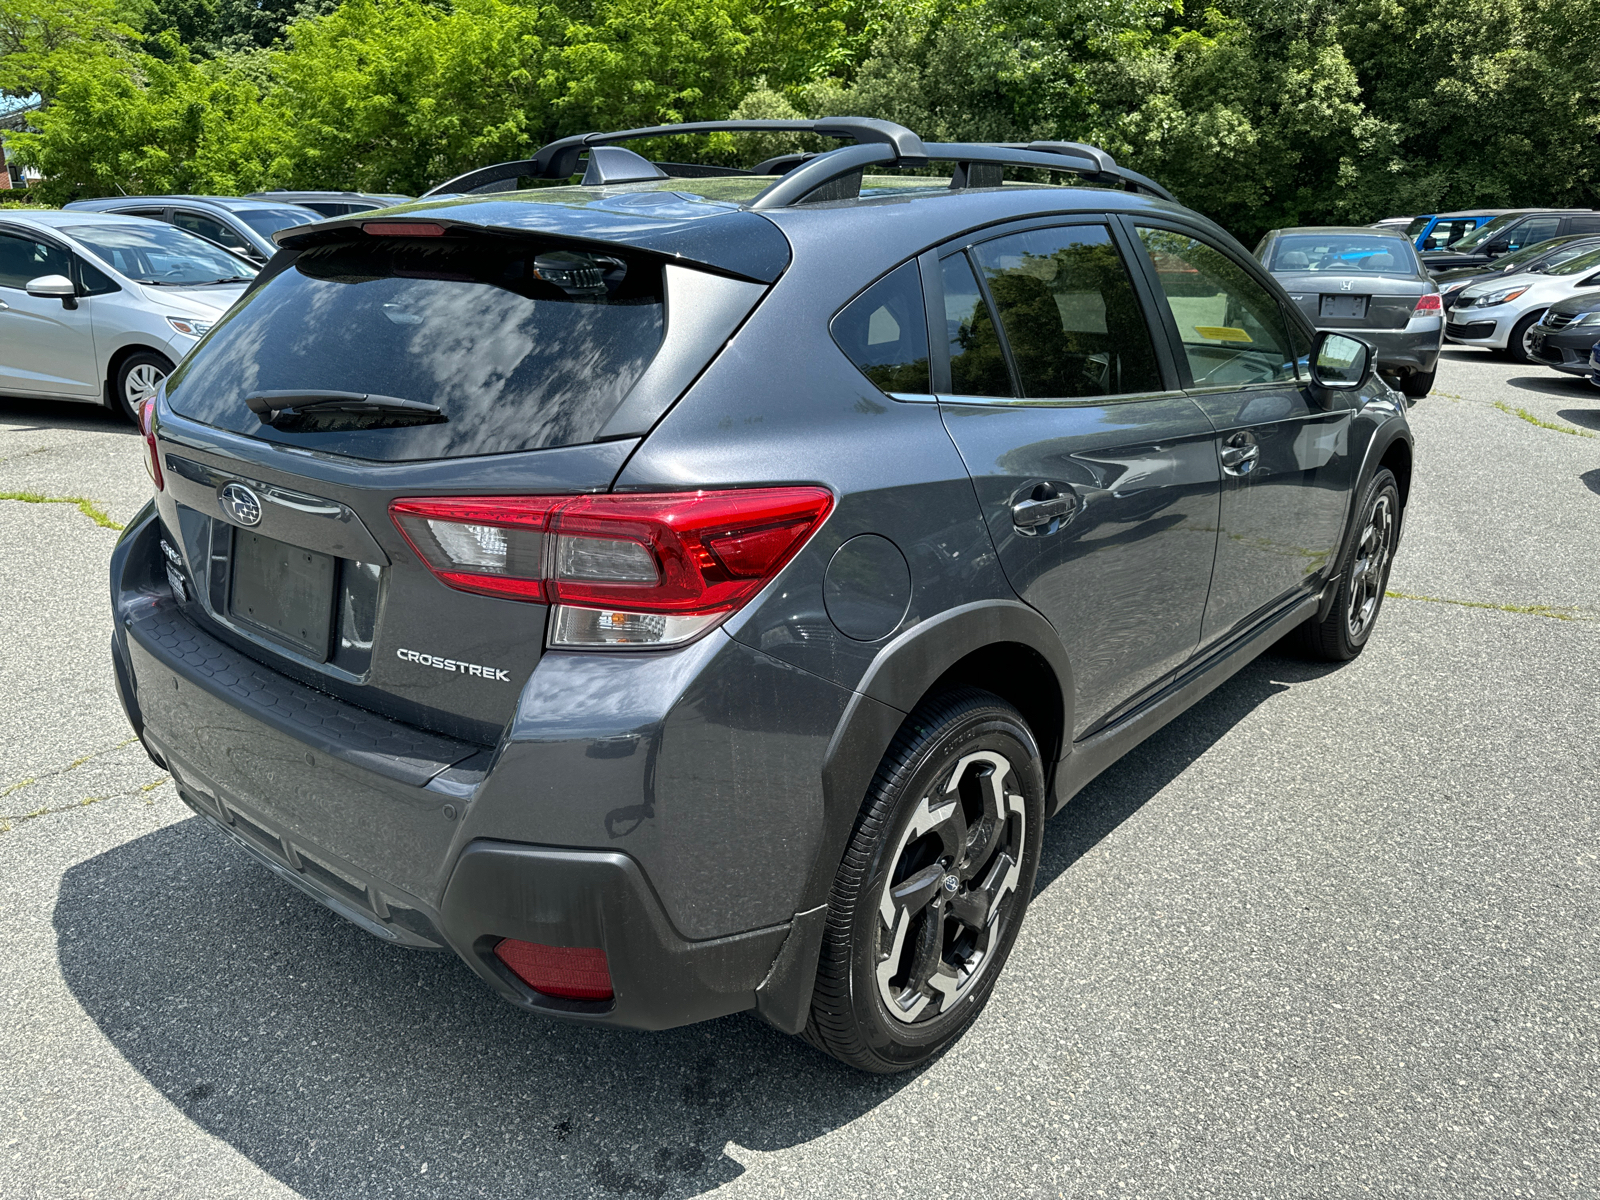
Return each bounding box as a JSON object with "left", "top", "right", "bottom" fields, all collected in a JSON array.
[
  {"left": 1011, "top": 482, "right": 1079, "bottom": 535},
  {"left": 0, "top": 300, "right": 9, "bottom": 311},
  {"left": 1219, "top": 431, "right": 1260, "bottom": 475}
]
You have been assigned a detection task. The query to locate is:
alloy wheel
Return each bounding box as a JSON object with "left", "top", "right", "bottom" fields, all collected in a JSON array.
[
  {"left": 875, "top": 749, "right": 1027, "bottom": 1024},
  {"left": 1346, "top": 492, "right": 1394, "bottom": 640}
]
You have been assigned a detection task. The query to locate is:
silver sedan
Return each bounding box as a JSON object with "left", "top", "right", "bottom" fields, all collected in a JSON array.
[
  {"left": 1256, "top": 226, "right": 1444, "bottom": 398},
  {"left": 0, "top": 211, "right": 256, "bottom": 421}
]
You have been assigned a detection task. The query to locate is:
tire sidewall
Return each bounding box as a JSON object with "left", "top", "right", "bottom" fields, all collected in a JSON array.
[{"left": 844, "top": 706, "right": 1045, "bottom": 1069}]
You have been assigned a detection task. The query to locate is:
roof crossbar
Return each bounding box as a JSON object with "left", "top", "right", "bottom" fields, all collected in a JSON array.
[
  {"left": 421, "top": 118, "right": 927, "bottom": 198},
  {"left": 421, "top": 118, "right": 1176, "bottom": 207}
]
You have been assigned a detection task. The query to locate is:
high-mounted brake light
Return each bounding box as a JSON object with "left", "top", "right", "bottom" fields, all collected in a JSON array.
[
  {"left": 1412, "top": 293, "right": 1442, "bottom": 316},
  {"left": 390, "top": 488, "right": 834, "bottom": 648},
  {"left": 363, "top": 221, "right": 447, "bottom": 237},
  {"left": 140, "top": 395, "right": 163, "bottom": 491}
]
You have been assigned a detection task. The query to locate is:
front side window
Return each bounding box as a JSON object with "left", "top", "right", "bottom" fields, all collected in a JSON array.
[
  {"left": 1502, "top": 217, "right": 1560, "bottom": 253},
  {"left": 1136, "top": 227, "right": 1296, "bottom": 387},
  {"left": 0, "top": 232, "right": 71, "bottom": 290},
  {"left": 1545, "top": 247, "right": 1600, "bottom": 278},
  {"left": 830, "top": 260, "right": 930, "bottom": 394},
  {"left": 968, "top": 225, "right": 1162, "bottom": 399},
  {"left": 171, "top": 210, "right": 252, "bottom": 253}
]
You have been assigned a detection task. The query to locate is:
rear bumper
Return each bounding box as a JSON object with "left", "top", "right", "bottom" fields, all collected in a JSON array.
[
  {"left": 109, "top": 503, "right": 826, "bottom": 1030},
  {"left": 1320, "top": 322, "right": 1441, "bottom": 374}
]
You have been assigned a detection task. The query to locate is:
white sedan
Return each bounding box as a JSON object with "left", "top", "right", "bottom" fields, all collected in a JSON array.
[
  {"left": 0, "top": 211, "right": 256, "bottom": 421},
  {"left": 1445, "top": 244, "right": 1600, "bottom": 363}
]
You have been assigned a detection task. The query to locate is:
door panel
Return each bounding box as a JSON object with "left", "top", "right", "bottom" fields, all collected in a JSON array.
[
  {"left": 1131, "top": 223, "right": 1356, "bottom": 641},
  {"left": 0, "top": 232, "right": 99, "bottom": 397},
  {"left": 936, "top": 225, "right": 1221, "bottom": 738}
]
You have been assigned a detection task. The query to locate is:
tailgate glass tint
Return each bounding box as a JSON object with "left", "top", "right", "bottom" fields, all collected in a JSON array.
[{"left": 165, "top": 233, "right": 665, "bottom": 460}]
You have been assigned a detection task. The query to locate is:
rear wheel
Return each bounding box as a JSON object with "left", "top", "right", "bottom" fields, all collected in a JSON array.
[
  {"left": 802, "top": 688, "right": 1044, "bottom": 1073},
  {"left": 113, "top": 351, "right": 173, "bottom": 424},
  {"left": 1401, "top": 368, "right": 1435, "bottom": 399},
  {"left": 1298, "top": 468, "right": 1400, "bottom": 662}
]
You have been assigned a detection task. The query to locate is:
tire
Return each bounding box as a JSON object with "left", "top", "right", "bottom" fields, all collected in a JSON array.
[
  {"left": 1298, "top": 467, "right": 1401, "bottom": 662},
  {"left": 802, "top": 688, "right": 1045, "bottom": 1073},
  {"left": 1400, "top": 368, "right": 1435, "bottom": 399},
  {"left": 1502, "top": 311, "right": 1545, "bottom": 365},
  {"left": 113, "top": 351, "right": 174, "bottom": 425}
]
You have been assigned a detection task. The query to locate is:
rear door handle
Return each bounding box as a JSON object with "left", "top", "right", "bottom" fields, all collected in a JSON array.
[{"left": 1010, "top": 483, "right": 1079, "bottom": 535}]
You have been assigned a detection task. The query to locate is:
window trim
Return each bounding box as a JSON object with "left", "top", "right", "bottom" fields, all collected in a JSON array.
[{"left": 930, "top": 216, "right": 1182, "bottom": 407}]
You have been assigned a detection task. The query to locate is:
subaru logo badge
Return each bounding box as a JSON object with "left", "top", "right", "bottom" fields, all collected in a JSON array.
[{"left": 219, "top": 482, "right": 263, "bottom": 527}]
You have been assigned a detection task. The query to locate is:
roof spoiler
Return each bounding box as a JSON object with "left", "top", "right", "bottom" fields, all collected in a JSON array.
[{"left": 421, "top": 118, "right": 1176, "bottom": 207}]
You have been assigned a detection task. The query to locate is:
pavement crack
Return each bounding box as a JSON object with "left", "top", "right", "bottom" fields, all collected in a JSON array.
[
  {"left": 0, "top": 737, "right": 143, "bottom": 805},
  {"left": 1492, "top": 401, "right": 1597, "bottom": 440},
  {"left": 1385, "top": 589, "right": 1592, "bottom": 622},
  {"left": 0, "top": 490, "right": 125, "bottom": 530},
  {"left": 0, "top": 775, "right": 171, "bottom": 834}
]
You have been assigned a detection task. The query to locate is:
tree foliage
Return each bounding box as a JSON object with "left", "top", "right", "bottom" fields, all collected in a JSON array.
[{"left": 2, "top": 0, "right": 1597, "bottom": 241}]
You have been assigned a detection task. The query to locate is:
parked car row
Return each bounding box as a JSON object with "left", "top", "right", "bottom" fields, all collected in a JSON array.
[{"left": 0, "top": 190, "right": 413, "bottom": 418}]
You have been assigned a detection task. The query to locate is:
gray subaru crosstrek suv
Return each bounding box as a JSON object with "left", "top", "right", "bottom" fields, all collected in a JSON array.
[{"left": 109, "top": 118, "right": 1414, "bottom": 1073}]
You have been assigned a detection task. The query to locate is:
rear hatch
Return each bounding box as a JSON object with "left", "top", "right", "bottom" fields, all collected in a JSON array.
[{"left": 150, "top": 199, "right": 785, "bottom": 744}]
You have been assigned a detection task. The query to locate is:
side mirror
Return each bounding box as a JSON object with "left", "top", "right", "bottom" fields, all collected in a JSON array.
[
  {"left": 1309, "top": 331, "right": 1372, "bottom": 390},
  {"left": 26, "top": 274, "right": 78, "bottom": 310}
]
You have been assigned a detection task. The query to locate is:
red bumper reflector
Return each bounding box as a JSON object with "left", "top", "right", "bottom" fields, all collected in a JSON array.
[{"left": 493, "top": 939, "right": 613, "bottom": 1001}]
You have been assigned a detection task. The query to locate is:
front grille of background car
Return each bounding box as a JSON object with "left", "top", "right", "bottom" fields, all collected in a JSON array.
[{"left": 1544, "top": 311, "right": 1575, "bottom": 330}]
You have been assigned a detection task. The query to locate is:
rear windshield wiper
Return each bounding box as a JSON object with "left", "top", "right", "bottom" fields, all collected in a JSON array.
[{"left": 245, "top": 390, "right": 445, "bottom": 429}]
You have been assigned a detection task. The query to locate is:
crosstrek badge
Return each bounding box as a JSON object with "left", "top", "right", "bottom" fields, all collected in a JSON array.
[{"left": 396, "top": 647, "right": 512, "bottom": 681}]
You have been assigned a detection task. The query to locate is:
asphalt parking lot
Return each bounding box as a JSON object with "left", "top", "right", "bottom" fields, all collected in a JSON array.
[{"left": 2, "top": 348, "right": 1597, "bottom": 1199}]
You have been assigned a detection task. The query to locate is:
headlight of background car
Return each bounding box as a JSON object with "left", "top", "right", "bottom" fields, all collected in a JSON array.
[
  {"left": 165, "top": 316, "right": 214, "bottom": 337},
  {"left": 1468, "top": 287, "right": 1528, "bottom": 308},
  {"left": 1570, "top": 311, "right": 1600, "bottom": 326}
]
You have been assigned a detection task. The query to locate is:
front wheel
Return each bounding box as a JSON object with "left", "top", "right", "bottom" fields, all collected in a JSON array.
[
  {"left": 1500, "top": 312, "right": 1544, "bottom": 365},
  {"left": 1298, "top": 467, "right": 1401, "bottom": 662},
  {"left": 802, "top": 688, "right": 1045, "bottom": 1073},
  {"left": 113, "top": 351, "right": 173, "bottom": 424}
]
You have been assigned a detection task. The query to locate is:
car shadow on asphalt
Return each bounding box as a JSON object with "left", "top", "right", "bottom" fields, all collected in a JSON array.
[
  {"left": 1581, "top": 469, "right": 1600, "bottom": 498},
  {"left": 1557, "top": 407, "right": 1600, "bottom": 431},
  {"left": 53, "top": 648, "right": 1331, "bottom": 1200},
  {"left": 1505, "top": 374, "right": 1597, "bottom": 398},
  {"left": 0, "top": 394, "right": 134, "bottom": 434},
  {"left": 1034, "top": 647, "right": 1335, "bottom": 895}
]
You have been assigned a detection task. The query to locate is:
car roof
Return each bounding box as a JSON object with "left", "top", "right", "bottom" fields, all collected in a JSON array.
[
  {"left": 248, "top": 190, "right": 411, "bottom": 202},
  {"left": 1433, "top": 208, "right": 1591, "bottom": 219},
  {"left": 67, "top": 195, "right": 320, "bottom": 214},
  {"left": 1267, "top": 226, "right": 1411, "bottom": 238},
  {"left": 1, "top": 209, "right": 177, "bottom": 231}
]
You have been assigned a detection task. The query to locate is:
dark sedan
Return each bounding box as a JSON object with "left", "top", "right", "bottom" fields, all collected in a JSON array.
[
  {"left": 1418, "top": 209, "right": 1600, "bottom": 274},
  {"left": 1435, "top": 234, "right": 1600, "bottom": 314},
  {"left": 1527, "top": 289, "right": 1600, "bottom": 378},
  {"left": 1257, "top": 226, "right": 1442, "bottom": 397}
]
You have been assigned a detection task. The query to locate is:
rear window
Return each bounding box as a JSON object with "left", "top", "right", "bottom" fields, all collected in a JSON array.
[
  {"left": 1267, "top": 234, "right": 1417, "bottom": 277},
  {"left": 165, "top": 234, "right": 666, "bottom": 461},
  {"left": 236, "top": 207, "right": 321, "bottom": 236}
]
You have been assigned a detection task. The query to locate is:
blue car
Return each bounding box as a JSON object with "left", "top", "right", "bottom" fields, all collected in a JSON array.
[{"left": 1404, "top": 211, "right": 1516, "bottom": 252}]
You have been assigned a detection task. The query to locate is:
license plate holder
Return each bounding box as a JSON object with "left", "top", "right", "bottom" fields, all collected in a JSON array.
[
  {"left": 1320, "top": 294, "right": 1368, "bottom": 319},
  {"left": 229, "top": 529, "right": 337, "bottom": 661}
]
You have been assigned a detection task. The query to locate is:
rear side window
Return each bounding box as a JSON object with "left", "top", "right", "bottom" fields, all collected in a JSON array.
[
  {"left": 830, "top": 260, "right": 930, "bottom": 394},
  {"left": 969, "top": 224, "right": 1161, "bottom": 398},
  {"left": 165, "top": 234, "right": 666, "bottom": 461}
]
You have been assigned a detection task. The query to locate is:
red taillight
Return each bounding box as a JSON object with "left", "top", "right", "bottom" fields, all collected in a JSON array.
[
  {"left": 140, "top": 396, "right": 163, "bottom": 491},
  {"left": 1413, "top": 292, "right": 1443, "bottom": 316},
  {"left": 494, "top": 940, "right": 613, "bottom": 1001},
  {"left": 363, "top": 221, "right": 446, "bottom": 237},
  {"left": 390, "top": 487, "right": 834, "bottom": 647}
]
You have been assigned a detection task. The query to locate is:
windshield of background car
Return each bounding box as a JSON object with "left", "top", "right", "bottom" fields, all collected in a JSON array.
[
  {"left": 1544, "top": 246, "right": 1600, "bottom": 277},
  {"left": 1267, "top": 234, "right": 1417, "bottom": 276},
  {"left": 63, "top": 223, "right": 258, "bottom": 285},
  {"left": 1450, "top": 215, "right": 1521, "bottom": 252},
  {"left": 1405, "top": 217, "right": 1430, "bottom": 238},
  {"left": 236, "top": 207, "right": 321, "bottom": 236},
  {"left": 163, "top": 233, "right": 666, "bottom": 461}
]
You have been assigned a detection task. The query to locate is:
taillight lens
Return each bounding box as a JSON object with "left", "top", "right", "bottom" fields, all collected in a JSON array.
[
  {"left": 1412, "top": 293, "right": 1443, "bottom": 316},
  {"left": 140, "top": 395, "right": 164, "bottom": 491},
  {"left": 390, "top": 487, "right": 834, "bottom": 648},
  {"left": 493, "top": 939, "right": 613, "bottom": 1001}
]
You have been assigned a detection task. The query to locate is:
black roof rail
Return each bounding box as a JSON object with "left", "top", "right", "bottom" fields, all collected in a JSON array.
[
  {"left": 421, "top": 118, "right": 927, "bottom": 198},
  {"left": 421, "top": 117, "right": 1176, "bottom": 207}
]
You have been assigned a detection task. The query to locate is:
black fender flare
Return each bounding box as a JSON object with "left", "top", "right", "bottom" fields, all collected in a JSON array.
[
  {"left": 1320, "top": 412, "right": 1413, "bottom": 620},
  {"left": 756, "top": 599, "right": 1073, "bottom": 1032}
]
